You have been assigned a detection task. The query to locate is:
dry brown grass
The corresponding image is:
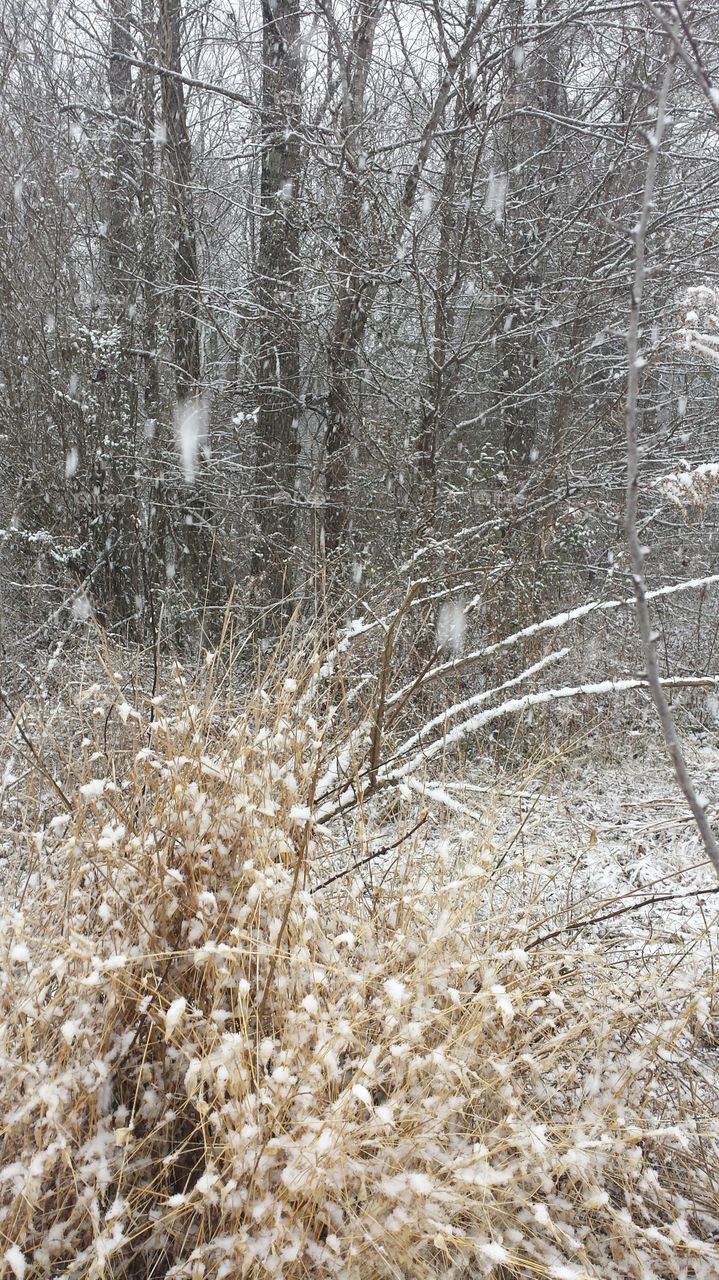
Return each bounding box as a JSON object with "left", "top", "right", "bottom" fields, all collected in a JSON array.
[{"left": 0, "top": 642, "right": 718, "bottom": 1279}]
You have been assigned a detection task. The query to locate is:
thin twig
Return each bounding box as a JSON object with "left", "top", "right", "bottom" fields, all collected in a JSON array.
[
  {"left": 527, "top": 883, "right": 719, "bottom": 952},
  {"left": 311, "top": 814, "right": 428, "bottom": 893},
  {"left": 368, "top": 582, "right": 421, "bottom": 784},
  {"left": 0, "top": 688, "right": 73, "bottom": 812},
  {"left": 624, "top": 47, "right": 719, "bottom": 879}
]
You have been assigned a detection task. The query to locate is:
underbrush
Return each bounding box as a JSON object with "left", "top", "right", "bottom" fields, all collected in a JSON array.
[{"left": 0, "top": 652, "right": 718, "bottom": 1279}]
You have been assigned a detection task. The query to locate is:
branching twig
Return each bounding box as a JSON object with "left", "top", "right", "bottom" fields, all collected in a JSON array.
[
  {"left": 527, "top": 882, "right": 719, "bottom": 952},
  {"left": 311, "top": 814, "right": 428, "bottom": 894},
  {"left": 368, "top": 582, "right": 421, "bottom": 785},
  {"left": 0, "top": 688, "right": 73, "bottom": 812},
  {"left": 624, "top": 49, "right": 719, "bottom": 878}
]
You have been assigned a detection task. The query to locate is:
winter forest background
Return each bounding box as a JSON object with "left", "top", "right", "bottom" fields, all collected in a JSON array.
[
  {"left": 4, "top": 3, "right": 719, "bottom": 1279},
  {"left": 3, "top": 0, "right": 719, "bottom": 661}
]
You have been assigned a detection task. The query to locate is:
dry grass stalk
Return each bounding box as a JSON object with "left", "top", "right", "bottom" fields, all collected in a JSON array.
[{"left": 0, "top": 653, "right": 718, "bottom": 1279}]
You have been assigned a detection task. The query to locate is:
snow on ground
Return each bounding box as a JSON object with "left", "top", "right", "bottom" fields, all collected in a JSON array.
[
  {"left": 2, "top": 724, "right": 718, "bottom": 960},
  {"left": 446, "top": 731, "right": 719, "bottom": 958}
]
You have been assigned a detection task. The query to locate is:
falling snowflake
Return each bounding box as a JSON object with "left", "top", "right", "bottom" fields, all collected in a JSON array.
[
  {"left": 436, "top": 601, "right": 466, "bottom": 657},
  {"left": 174, "top": 397, "right": 210, "bottom": 484}
]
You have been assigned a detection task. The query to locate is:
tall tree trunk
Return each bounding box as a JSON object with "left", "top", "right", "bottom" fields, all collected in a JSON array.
[
  {"left": 321, "top": 0, "right": 492, "bottom": 562},
  {"left": 495, "top": 0, "right": 566, "bottom": 472},
  {"left": 322, "top": 0, "right": 385, "bottom": 562},
  {"left": 252, "top": 0, "right": 302, "bottom": 615},
  {"left": 102, "top": 0, "right": 143, "bottom": 632},
  {"left": 139, "top": 0, "right": 165, "bottom": 627},
  {"left": 158, "top": 0, "right": 228, "bottom": 642},
  {"left": 415, "top": 46, "right": 479, "bottom": 535},
  {"left": 140, "top": 0, "right": 160, "bottom": 419},
  {"left": 159, "top": 0, "right": 200, "bottom": 398},
  {"left": 493, "top": 0, "right": 538, "bottom": 471},
  {"left": 108, "top": 0, "right": 136, "bottom": 295}
]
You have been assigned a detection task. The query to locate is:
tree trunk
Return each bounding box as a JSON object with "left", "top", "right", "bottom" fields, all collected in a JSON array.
[
  {"left": 416, "top": 76, "right": 477, "bottom": 534},
  {"left": 321, "top": 0, "right": 490, "bottom": 561},
  {"left": 138, "top": 0, "right": 165, "bottom": 628},
  {"left": 159, "top": 0, "right": 201, "bottom": 398},
  {"left": 103, "top": 0, "right": 143, "bottom": 632},
  {"left": 322, "top": 0, "right": 385, "bottom": 563},
  {"left": 159, "top": 0, "right": 228, "bottom": 642},
  {"left": 251, "top": 0, "right": 302, "bottom": 616}
]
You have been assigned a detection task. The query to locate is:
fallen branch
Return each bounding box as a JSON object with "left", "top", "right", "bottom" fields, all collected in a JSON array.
[
  {"left": 381, "top": 674, "right": 719, "bottom": 785},
  {"left": 387, "top": 573, "right": 719, "bottom": 710},
  {"left": 316, "top": 672, "right": 719, "bottom": 823}
]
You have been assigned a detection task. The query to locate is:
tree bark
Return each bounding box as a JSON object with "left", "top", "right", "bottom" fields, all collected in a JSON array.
[
  {"left": 252, "top": 0, "right": 302, "bottom": 615},
  {"left": 102, "top": 0, "right": 143, "bottom": 631},
  {"left": 321, "top": 0, "right": 385, "bottom": 561},
  {"left": 321, "top": 0, "right": 497, "bottom": 560},
  {"left": 416, "top": 33, "right": 480, "bottom": 534},
  {"left": 158, "top": 0, "right": 228, "bottom": 642},
  {"left": 159, "top": 0, "right": 201, "bottom": 397}
]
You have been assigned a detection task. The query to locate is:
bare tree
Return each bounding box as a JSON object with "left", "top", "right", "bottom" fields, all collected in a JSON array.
[{"left": 2, "top": 0, "right": 719, "bottom": 671}]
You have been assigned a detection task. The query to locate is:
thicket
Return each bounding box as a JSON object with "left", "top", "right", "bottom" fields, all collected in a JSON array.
[{"left": 0, "top": 634, "right": 718, "bottom": 1279}]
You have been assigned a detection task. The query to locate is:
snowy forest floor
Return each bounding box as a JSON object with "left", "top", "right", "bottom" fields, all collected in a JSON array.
[
  {"left": 461, "top": 736, "right": 719, "bottom": 950},
  {"left": 1, "top": 663, "right": 718, "bottom": 1278},
  {"left": 306, "top": 727, "right": 719, "bottom": 960},
  {"left": 2, "top": 714, "right": 719, "bottom": 964}
]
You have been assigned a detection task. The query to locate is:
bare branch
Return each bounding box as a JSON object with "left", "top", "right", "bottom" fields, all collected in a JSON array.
[{"left": 624, "top": 49, "right": 719, "bottom": 877}]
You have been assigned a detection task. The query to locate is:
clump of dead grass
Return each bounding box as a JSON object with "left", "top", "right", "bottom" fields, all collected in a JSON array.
[{"left": 0, "top": 653, "right": 718, "bottom": 1280}]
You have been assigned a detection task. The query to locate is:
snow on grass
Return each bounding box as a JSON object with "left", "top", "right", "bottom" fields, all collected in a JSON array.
[{"left": 0, "top": 655, "right": 717, "bottom": 1278}]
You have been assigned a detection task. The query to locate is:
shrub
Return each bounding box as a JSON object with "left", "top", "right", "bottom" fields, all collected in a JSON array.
[{"left": 1, "top": 662, "right": 718, "bottom": 1279}]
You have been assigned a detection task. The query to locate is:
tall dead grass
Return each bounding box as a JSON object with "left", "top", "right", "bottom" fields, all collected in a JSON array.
[{"left": 0, "top": 646, "right": 718, "bottom": 1279}]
